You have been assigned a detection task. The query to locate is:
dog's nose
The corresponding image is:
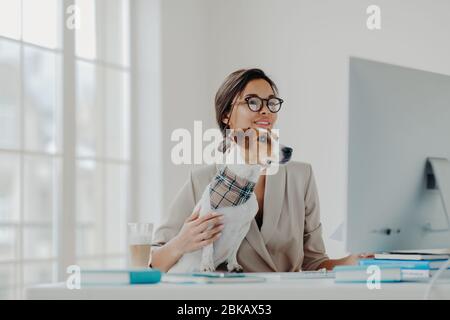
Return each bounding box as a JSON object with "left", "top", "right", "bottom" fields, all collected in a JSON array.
[{"left": 282, "top": 147, "right": 293, "bottom": 157}]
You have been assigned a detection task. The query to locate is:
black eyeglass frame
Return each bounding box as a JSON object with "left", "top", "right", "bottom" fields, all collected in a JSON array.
[
  {"left": 237, "top": 96, "right": 284, "bottom": 113},
  {"left": 224, "top": 96, "right": 284, "bottom": 131}
]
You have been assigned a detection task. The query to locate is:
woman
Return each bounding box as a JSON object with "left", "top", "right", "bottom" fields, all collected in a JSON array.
[{"left": 149, "top": 68, "right": 363, "bottom": 272}]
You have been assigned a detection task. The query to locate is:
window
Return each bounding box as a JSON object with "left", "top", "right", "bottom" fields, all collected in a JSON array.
[
  {"left": 0, "top": 0, "right": 131, "bottom": 299},
  {"left": 74, "top": 0, "right": 130, "bottom": 270}
]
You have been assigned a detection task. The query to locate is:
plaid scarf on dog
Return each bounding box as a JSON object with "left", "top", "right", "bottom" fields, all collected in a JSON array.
[{"left": 209, "top": 166, "right": 256, "bottom": 210}]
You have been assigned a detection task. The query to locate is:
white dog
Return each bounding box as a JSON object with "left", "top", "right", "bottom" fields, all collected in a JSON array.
[{"left": 168, "top": 128, "right": 293, "bottom": 273}]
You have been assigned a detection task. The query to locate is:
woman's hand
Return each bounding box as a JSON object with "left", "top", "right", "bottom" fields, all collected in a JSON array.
[
  {"left": 318, "top": 253, "right": 375, "bottom": 270},
  {"left": 172, "top": 206, "right": 224, "bottom": 255},
  {"left": 341, "top": 253, "right": 374, "bottom": 265}
]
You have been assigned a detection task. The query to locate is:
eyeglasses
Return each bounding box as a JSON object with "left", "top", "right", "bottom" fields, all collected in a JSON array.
[{"left": 234, "top": 96, "right": 284, "bottom": 113}]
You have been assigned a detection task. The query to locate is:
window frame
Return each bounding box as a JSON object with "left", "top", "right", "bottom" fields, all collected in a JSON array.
[{"left": 0, "top": 0, "right": 137, "bottom": 298}]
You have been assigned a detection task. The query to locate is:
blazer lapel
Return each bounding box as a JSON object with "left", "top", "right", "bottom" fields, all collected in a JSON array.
[
  {"left": 244, "top": 165, "right": 286, "bottom": 270},
  {"left": 261, "top": 164, "right": 286, "bottom": 244},
  {"left": 245, "top": 219, "right": 278, "bottom": 271}
]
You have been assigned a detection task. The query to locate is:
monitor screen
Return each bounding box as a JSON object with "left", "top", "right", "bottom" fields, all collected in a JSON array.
[{"left": 346, "top": 57, "right": 450, "bottom": 253}]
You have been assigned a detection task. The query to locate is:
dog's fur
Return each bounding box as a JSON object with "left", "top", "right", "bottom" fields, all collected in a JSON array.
[{"left": 167, "top": 128, "right": 292, "bottom": 273}]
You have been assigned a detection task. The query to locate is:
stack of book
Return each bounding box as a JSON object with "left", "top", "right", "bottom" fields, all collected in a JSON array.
[
  {"left": 334, "top": 265, "right": 402, "bottom": 283},
  {"left": 359, "top": 252, "right": 450, "bottom": 279},
  {"left": 333, "top": 252, "right": 450, "bottom": 283}
]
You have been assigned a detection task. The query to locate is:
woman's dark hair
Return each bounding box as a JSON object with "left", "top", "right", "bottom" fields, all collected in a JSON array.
[{"left": 214, "top": 68, "right": 278, "bottom": 137}]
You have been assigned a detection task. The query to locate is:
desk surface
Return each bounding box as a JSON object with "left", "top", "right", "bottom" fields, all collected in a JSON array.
[{"left": 26, "top": 275, "right": 450, "bottom": 300}]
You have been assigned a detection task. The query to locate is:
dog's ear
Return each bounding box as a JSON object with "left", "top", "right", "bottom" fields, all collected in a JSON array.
[
  {"left": 233, "top": 129, "right": 245, "bottom": 144},
  {"left": 218, "top": 138, "right": 230, "bottom": 153}
]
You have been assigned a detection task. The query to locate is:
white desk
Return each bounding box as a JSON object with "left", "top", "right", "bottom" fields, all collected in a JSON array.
[{"left": 26, "top": 276, "right": 450, "bottom": 300}]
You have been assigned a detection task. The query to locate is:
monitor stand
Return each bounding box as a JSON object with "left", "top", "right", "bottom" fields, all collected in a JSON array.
[{"left": 424, "top": 157, "right": 450, "bottom": 233}]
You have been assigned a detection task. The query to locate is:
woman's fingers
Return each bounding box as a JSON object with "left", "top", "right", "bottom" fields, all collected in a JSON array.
[
  {"left": 181, "top": 209, "right": 224, "bottom": 252},
  {"left": 196, "top": 216, "right": 224, "bottom": 233},
  {"left": 358, "top": 253, "right": 375, "bottom": 259},
  {"left": 193, "top": 211, "right": 223, "bottom": 227},
  {"left": 197, "top": 223, "right": 224, "bottom": 241}
]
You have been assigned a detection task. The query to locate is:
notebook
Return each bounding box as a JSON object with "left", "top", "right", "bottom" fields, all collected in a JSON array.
[
  {"left": 162, "top": 272, "right": 266, "bottom": 284},
  {"left": 80, "top": 269, "right": 162, "bottom": 285},
  {"left": 359, "top": 258, "right": 449, "bottom": 270},
  {"left": 374, "top": 252, "right": 450, "bottom": 261}
]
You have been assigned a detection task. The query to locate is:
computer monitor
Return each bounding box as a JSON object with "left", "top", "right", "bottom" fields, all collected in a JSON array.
[{"left": 346, "top": 57, "right": 450, "bottom": 253}]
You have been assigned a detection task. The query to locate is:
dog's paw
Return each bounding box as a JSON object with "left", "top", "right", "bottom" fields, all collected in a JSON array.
[
  {"left": 200, "top": 263, "right": 216, "bottom": 272},
  {"left": 227, "top": 263, "right": 243, "bottom": 273}
]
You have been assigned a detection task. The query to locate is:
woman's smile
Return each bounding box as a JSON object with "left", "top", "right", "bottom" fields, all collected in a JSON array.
[{"left": 253, "top": 117, "right": 272, "bottom": 129}]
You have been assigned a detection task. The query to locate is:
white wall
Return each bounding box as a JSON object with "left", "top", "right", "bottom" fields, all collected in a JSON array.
[
  {"left": 157, "top": 0, "right": 450, "bottom": 258},
  {"left": 131, "top": 0, "right": 162, "bottom": 225},
  {"left": 160, "top": 0, "right": 214, "bottom": 217}
]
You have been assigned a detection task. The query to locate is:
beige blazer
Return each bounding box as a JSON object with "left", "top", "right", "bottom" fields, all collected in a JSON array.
[{"left": 151, "top": 161, "right": 329, "bottom": 272}]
